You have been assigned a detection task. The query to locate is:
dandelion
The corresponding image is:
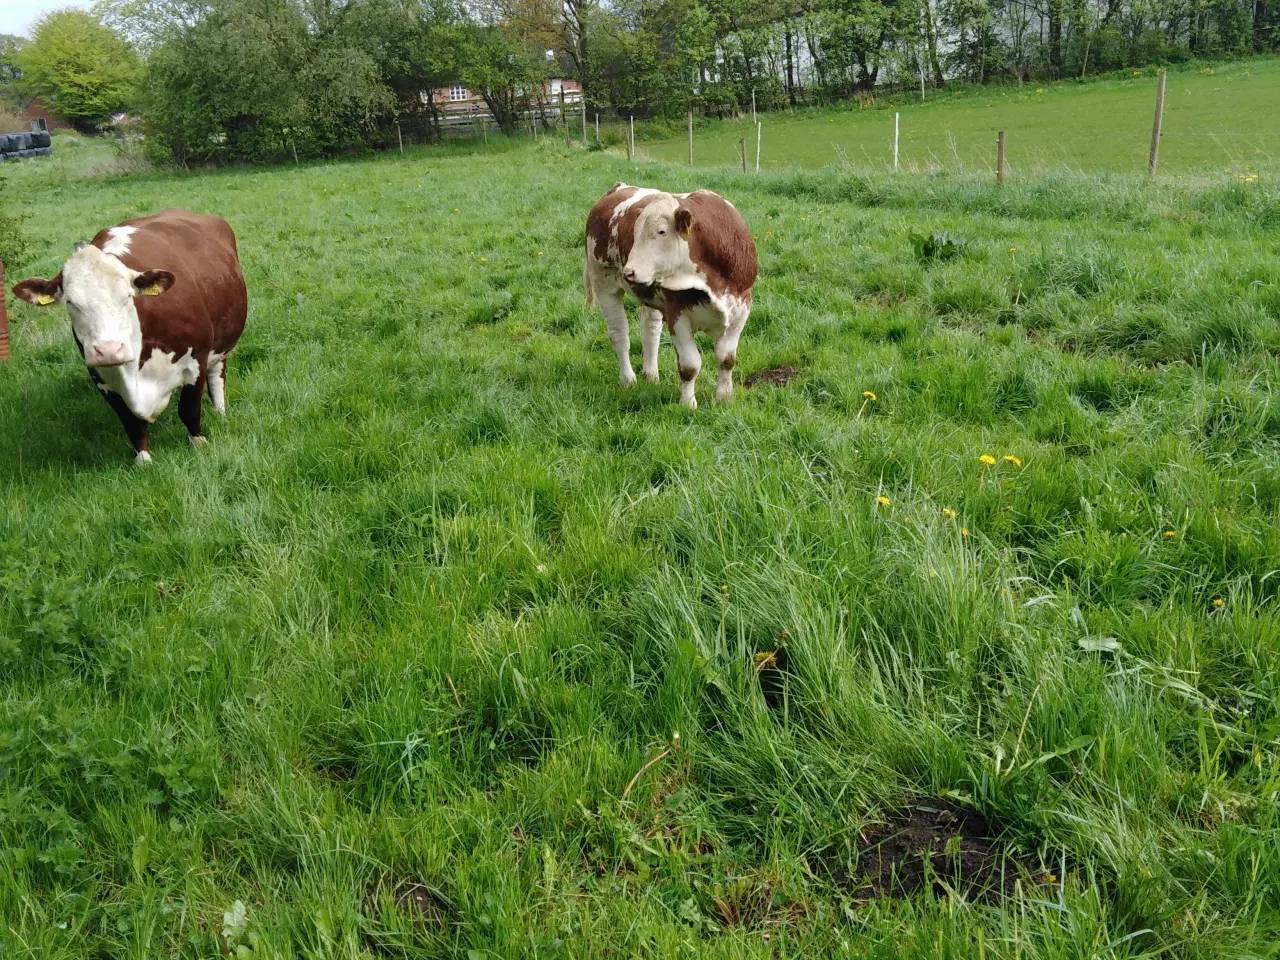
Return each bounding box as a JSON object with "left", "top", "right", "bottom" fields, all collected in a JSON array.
[
  {"left": 960, "top": 527, "right": 969, "bottom": 536},
  {"left": 1035, "top": 88, "right": 1045, "bottom": 94},
  {"left": 480, "top": 256, "right": 487, "bottom": 262},
  {"left": 720, "top": 584, "right": 729, "bottom": 595},
  {"left": 1163, "top": 530, "right": 1177, "bottom": 539},
  {"left": 942, "top": 507, "right": 957, "bottom": 519},
  {"left": 1009, "top": 246, "right": 1017, "bottom": 253},
  {"left": 538, "top": 251, "right": 544, "bottom": 256},
  {"left": 754, "top": 651, "right": 778, "bottom": 669},
  {"left": 1003, "top": 455, "right": 1022, "bottom": 468},
  {"left": 863, "top": 390, "right": 877, "bottom": 400},
  {"left": 979, "top": 454, "right": 996, "bottom": 465},
  {"left": 876, "top": 495, "right": 891, "bottom": 506},
  {"left": 454, "top": 207, "right": 459, "bottom": 212},
  {"left": 1213, "top": 597, "right": 1224, "bottom": 607}
]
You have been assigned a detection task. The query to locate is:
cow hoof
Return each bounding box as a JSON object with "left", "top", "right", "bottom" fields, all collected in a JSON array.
[
  {"left": 135, "top": 450, "right": 153, "bottom": 465},
  {"left": 619, "top": 372, "right": 637, "bottom": 388},
  {"left": 681, "top": 396, "right": 698, "bottom": 411},
  {"left": 643, "top": 370, "right": 660, "bottom": 384},
  {"left": 715, "top": 389, "right": 734, "bottom": 404},
  {"left": 190, "top": 435, "right": 209, "bottom": 449}
]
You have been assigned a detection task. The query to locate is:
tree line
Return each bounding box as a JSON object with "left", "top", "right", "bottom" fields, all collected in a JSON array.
[{"left": 0, "top": 0, "right": 1275, "bottom": 165}]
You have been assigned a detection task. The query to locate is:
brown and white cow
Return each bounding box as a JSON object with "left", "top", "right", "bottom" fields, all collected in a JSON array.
[
  {"left": 13, "top": 208, "right": 247, "bottom": 463},
  {"left": 585, "top": 183, "right": 757, "bottom": 408}
]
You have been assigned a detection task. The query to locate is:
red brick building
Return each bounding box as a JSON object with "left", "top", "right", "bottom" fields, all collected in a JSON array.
[{"left": 23, "top": 97, "right": 72, "bottom": 133}]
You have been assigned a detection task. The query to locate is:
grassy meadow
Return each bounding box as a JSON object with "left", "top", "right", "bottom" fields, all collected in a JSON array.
[
  {"left": 644, "top": 57, "right": 1280, "bottom": 176},
  {"left": 3, "top": 133, "right": 1280, "bottom": 958}
]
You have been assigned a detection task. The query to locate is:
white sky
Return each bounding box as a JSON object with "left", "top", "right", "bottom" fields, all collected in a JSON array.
[{"left": 1, "top": 0, "right": 93, "bottom": 39}]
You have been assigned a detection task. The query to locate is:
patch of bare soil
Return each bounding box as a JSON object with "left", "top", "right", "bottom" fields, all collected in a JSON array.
[
  {"left": 743, "top": 365, "right": 800, "bottom": 388},
  {"left": 845, "top": 799, "right": 1045, "bottom": 902},
  {"left": 363, "top": 879, "right": 449, "bottom": 926}
]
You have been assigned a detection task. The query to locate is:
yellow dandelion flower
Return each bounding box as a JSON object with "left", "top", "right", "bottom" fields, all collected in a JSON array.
[
  {"left": 1009, "top": 246, "right": 1017, "bottom": 253},
  {"left": 942, "top": 507, "right": 957, "bottom": 519},
  {"left": 876, "top": 496, "right": 891, "bottom": 506},
  {"left": 1163, "top": 530, "right": 1176, "bottom": 539},
  {"left": 1213, "top": 598, "right": 1224, "bottom": 607},
  {"left": 960, "top": 527, "right": 969, "bottom": 536},
  {"left": 1003, "top": 455, "right": 1022, "bottom": 468},
  {"left": 480, "top": 256, "right": 487, "bottom": 262},
  {"left": 454, "top": 207, "right": 459, "bottom": 212},
  {"left": 979, "top": 454, "right": 997, "bottom": 465},
  {"left": 863, "top": 390, "right": 877, "bottom": 400},
  {"left": 720, "top": 584, "right": 729, "bottom": 595}
]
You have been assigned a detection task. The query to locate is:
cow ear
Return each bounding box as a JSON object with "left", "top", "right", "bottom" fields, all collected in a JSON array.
[
  {"left": 132, "top": 269, "right": 175, "bottom": 297},
  {"left": 73, "top": 241, "right": 89, "bottom": 253},
  {"left": 12, "top": 276, "right": 62, "bottom": 306},
  {"left": 674, "top": 207, "right": 694, "bottom": 239}
]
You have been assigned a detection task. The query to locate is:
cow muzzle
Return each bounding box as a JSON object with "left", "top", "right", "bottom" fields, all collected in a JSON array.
[
  {"left": 86, "top": 340, "right": 131, "bottom": 367},
  {"left": 623, "top": 266, "right": 643, "bottom": 284}
]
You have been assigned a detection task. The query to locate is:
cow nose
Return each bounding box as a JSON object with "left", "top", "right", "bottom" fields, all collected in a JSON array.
[
  {"left": 87, "top": 340, "right": 129, "bottom": 366},
  {"left": 623, "top": 268, "right": 637, "bottom": 282}
]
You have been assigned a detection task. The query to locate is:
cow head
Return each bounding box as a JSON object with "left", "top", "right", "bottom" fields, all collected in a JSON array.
[
  {"left": 13, "top": 244, "right": 174, "bottom": 368},
  {"left": 621, "top": 194, "right": 687, "bottom": 288}
]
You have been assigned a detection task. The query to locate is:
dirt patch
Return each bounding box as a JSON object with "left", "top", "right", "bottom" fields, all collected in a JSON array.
[
  {"left": 363, "top": 879, "right": 450, "bottom": 927},
  {"left": 743, "top": 365, "right": 800, "bottom": 388},
  {"left": 845, "top": 799, "right": 1044, "bottom": 902}
]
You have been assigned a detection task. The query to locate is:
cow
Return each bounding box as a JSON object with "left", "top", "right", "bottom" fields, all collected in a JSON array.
[
  {"left": 12, "top": 209, "right": 248, "bottom": 463},
  {"left": 584, "top": 183, "right": 757, "bottom": 409}
]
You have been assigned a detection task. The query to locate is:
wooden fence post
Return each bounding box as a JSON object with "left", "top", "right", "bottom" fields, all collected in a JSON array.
[
  {"left": 752, "top": 89, "right": 757, "bottom": 124},
  {"left": 688, "top": 108, "right": 694, "bottom": 166},
  {"left": 581, "top": 101, "right": 587, "bottom": 145},
  {"left": 739, "top": 138, "right": 746, "bottom": 173},
  {"left": 595, "top": 112, "right": 599, "bottom": 142},
  {"left": 894, "top": 112, "right": 900, "bottom": 170},
  {"left": 1148, "top": 69, "right": 1167, "bottom": 178},
  {"left": 629, "top": 116, "right": 634, "bottom": 161},
  {"left": 0, "top": 258, "right": 9, "bottom": 362},
  {"left": 396, "top": 120, "right": 403, "bottom": 155},
  {"left": 482, "top": 117, "right": 487, "bottom": 145},
  {"left": 997, "top": 130, "right": 1006, "bottom": 186},
  {"left": 756, "top": 121, "right": 761, "bottom": 173}
]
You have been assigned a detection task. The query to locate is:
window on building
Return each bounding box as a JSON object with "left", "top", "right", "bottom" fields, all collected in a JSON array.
[
  {"left": 450, "top": 85, "right": 468, "bottom": 102},
  {"left": 34, "top": 118, "right": 48, "bottom": 132}
]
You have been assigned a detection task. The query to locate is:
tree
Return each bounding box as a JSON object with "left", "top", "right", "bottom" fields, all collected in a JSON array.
[
  {"left": 0, "top": 34, "right": 24, "bottom": 102},
  {"left": 14, "top": 11, "right": 139, "bottom": 131}
]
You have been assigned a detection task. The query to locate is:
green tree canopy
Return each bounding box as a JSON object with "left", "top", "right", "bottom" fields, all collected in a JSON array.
[{"left": 14, "top": 10, "right": 140, "bottom": 131}]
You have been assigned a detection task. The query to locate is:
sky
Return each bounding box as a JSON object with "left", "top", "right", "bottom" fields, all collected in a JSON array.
[{"left": 0, "top": 0, "right": 93, "bottom": 40}]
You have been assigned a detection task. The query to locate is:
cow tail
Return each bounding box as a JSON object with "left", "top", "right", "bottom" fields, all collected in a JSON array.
[{"left": 584, "top": 259, "right": 595, "bottom": 306}]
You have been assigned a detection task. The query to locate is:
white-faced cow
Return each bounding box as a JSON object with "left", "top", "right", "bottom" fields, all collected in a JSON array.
[
  {"left": 585, "top": 183, "right": 757, "bottom": 409},
  {"left": 13, "top": 208, "right": 247, "bottom": 463}
]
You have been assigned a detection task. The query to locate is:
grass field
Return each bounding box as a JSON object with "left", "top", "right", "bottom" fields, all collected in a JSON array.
[
  {"left": 645, "top": 57, "right": 1280, "bottom": 176},
  {"left": 3, "top": 135, "right": 1280, "bottom": 958}
]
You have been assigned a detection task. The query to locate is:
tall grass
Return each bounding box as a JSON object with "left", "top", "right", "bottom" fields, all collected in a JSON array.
[{"left": 1, "top": 137, "right": 1279, "bottom": 957}]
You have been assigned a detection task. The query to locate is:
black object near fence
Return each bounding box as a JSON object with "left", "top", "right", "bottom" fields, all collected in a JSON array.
[{"left": 0, "top": 131, "right": 53, "bottom": 161}]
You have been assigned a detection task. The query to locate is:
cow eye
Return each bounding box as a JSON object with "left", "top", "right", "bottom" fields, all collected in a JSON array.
[{"left": 657, "top": 228, "right": 667, "bottom": 236}]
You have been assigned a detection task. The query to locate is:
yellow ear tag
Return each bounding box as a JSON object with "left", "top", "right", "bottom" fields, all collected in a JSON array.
[
  {"left": 139, "top": 284, "right": 164, "bottom": 296},
  {"left": 34, "top": 293, "right": 57, "bottom": 305}
]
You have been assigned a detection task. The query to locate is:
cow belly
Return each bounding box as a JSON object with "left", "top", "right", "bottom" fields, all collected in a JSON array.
[{"left": 96, "top": 348, "right": 201, "bottom": 422}]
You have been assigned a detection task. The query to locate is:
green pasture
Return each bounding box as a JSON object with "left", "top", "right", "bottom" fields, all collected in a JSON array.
[
  {"left": 1, "top": 134, "right": 1280, "bottom": 957},
  {"left": 644, "top": 57, "right": 1280, "bottom": 176}
]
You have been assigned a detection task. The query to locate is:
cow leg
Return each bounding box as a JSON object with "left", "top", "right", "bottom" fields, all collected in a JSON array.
[
  {"left": 713, "top": 313, "right": 747, "bottom": 403},
  {"left": 100, "top": 391, "right": 152, "bottom": 464},
  {"left": 670, "top": 313, "right": 701, "bottom": 410},
  {"left": 640, "top": 308, "right": 663, "bottom": 383},
  {"left": 180, "top": 374, "right": 209, "bottom": 448},
  {"left": 596, "top": 287, "right": 636, "bottom": 387},
  {"left": 207, "top": 356, "right": 227, "bottom": 415}
]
